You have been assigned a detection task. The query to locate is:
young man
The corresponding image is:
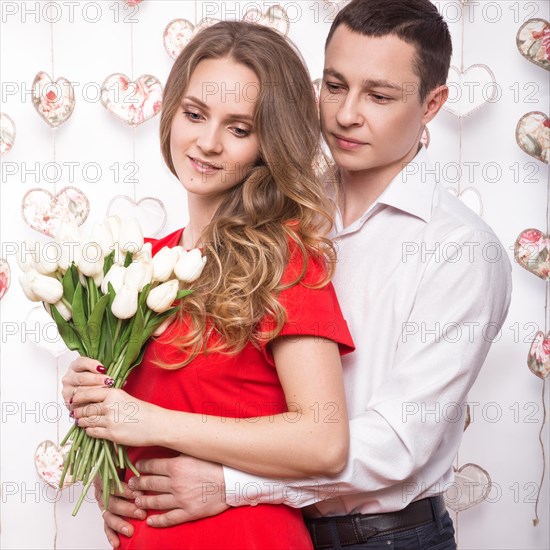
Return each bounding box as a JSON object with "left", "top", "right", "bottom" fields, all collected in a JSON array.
[{"left": 95, "top": 0, "right": 512, "bottom": 547}]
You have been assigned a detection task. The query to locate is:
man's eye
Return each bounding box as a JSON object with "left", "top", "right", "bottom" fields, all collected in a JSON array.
[{"left": 325, "top": 82, "right": 344, "bottom": 93}]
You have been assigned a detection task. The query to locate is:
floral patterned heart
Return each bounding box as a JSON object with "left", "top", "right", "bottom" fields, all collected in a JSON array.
[
  {"left": 445, "top": 463, "right": 491, "bottom": 512},
  {"left": 446, "top": 187, "right": 483, "bottom": 217},
  {"left": 34, "top": 440, "right": 74, "bottom": 489},
  {"left": 0, "top": 259, "right": 10, "bottom": 301},
  {"left": 21, "top": 186, "right": 90, "bottom": 237},
  {"left": 443, "top": 64, "right": 497, "bottom": 118},
  {"left": 163, "top": 18, "right": 220, "bottom": 60},
  {"left": 516, "top": 111, "right": 549, "bottom": 164},
  {"left": 528, "top": 331, "right": 550, "bottom": 379},
  {"left": 107, "top": 195, "right": 167, "bottom": 237},
  {"left": 243, "top": 5, "right": 290, "bottom": 35},
  {"left": 0, "top": 112, "right": 16, "bottom": 156},
  {"left": 515, "top": 228, "right": 550, "bottom": 280},
  {"left": 517, "top": 19, "right": 550, "bottom": 71},
  {"left": 101, "top": 74, "right": 163, "bottom": 127},
  {"left": 32, "top": 72, "right": 75, "bottom": 128}
]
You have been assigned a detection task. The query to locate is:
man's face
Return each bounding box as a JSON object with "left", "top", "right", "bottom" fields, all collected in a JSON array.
[{"left": 321, "top": 25, "right": 428, "bottom": 177}]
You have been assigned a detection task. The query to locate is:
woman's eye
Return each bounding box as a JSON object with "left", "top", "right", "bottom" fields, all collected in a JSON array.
[
  {"left": 184, "top": 111, "right": 202, "bottom": 121},
  {"left": 231, "top": 127, "right": 251, "bottom": 138}
]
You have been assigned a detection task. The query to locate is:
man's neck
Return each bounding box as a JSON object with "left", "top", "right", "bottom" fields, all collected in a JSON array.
[{"left": 338, "top": 144, "right": 422, "bottom": 228}]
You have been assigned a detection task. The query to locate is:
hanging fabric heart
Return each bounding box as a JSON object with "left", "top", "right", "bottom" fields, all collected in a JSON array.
[
  {"left": 25, "top": 305, "right": 69, "bottom": 357},
  {"left": 445, "top": 463, "right": 491, "bottom": 512},
  {"left": 125, "top": 0, "right": 143, "bottom": 4},
  {"left": 242, "top": 5, "right": 290, "bottom": 36},
  {"left": 163, "top": 18, "right": 220, "bottom": 60},
  {"left": 0, "top": 258, "right": 10, "bottom": 301},
  {"left": 0, "top": 112, "right": 16, "bottom": 156},
  {"left": 516, "top": 111, "right": 549, "bottom": 164},
  {"left": 21, "top": 186, "right": 90, "bottom": 237},
  {"left": 421, "top": 126, "right": 430, "bottom": 149},
  {"left": 443, "top": 64, "right": 497, "bottom": 118},
  {"left": 32, "top": 72, "right": 75, "bottom": 128},
  {"left": 101, "top": 74, "right": 163, "bottom": 127},
  {"left": 107, "top": 195, "right": 167, "bottom": 237},
  {"left": 516, "top": 19, "right": 550, "bottom": 71},
  {"left": 35, "top": 440, "right": 74, "bottom": 489},
  {"left": 514, "top": 228, "right": 549, "bottom": 280},
  {"left": 446, "top": 187, "right": 484, "bottom": 217},
  {"left": 528, "top": 331, "right": 550, "bottom": 379}
]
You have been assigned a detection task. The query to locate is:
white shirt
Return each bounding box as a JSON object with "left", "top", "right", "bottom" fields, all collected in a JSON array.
[{"left": 224, "top": 146, "right": 512, "bottom": 515}]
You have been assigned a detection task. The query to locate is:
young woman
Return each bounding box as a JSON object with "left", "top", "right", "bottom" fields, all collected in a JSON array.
[{"left": 63, "top": 21, "right": 354, "bottom": 549}]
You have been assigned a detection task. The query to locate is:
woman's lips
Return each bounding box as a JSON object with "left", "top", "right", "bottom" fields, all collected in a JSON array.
[{"left": 188, "top": 156, "right": 222, "bottom": 174}]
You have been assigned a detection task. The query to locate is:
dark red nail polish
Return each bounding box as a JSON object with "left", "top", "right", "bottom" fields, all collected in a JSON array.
[
  {"left": 104, "top": 377, "right": 115, "bottom": 387},
  {"left": 97, "top": 365, "right": 107, "bottom": 374},
  {"left": 69, "top": 410, "right": 74, "bottom": 418},
  {"left": 69, "top": 397, "right": 73, "bottom": 404},
  {"left": 75, "top": 419, "right": 79, "bottom": 426}
]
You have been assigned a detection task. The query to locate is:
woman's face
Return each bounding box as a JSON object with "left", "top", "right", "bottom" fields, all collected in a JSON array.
[{"left": 170, "top": 57, "right": 261, "bottom": 205}]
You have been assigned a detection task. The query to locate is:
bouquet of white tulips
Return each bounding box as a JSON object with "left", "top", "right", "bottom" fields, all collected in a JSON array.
[{"left": 18, "top": 216, "right": 206, "bottom": 515}]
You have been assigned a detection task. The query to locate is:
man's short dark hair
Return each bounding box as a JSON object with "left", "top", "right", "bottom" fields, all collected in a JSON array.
[{"left": 325, "top": 0, "right": 452, "bottom": 102}]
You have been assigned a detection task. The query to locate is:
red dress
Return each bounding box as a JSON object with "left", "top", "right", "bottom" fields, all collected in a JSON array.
[{"left": 119, "top": 227, "right": 355, "bottom": 550}]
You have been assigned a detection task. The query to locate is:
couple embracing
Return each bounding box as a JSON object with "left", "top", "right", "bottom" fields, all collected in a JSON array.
[{"left": 63, "top": 1, "right": 512, "bottom": 548}]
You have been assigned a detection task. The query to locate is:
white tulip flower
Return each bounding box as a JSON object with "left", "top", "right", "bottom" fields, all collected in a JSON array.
[
  {"left": 146, "top": 279, "right": 179, "bottom": 313},
  {"left": 53, "top": 299, "right": 72, "bottom": 321},
  {"left": 25, "top": 269, "right": 64, "bottom": 304},
  {"left": 90, "top": 221, "right": 114, "bottom": 256},
  {"left": 174, "top": 249, "right": 207, "bottom": 283},
  {"left": 124, "top": 261, "right": 152, "bottom": 291},
  {"left": 111, "top": 284, "right": 139, "bottom": 319},
  {"left": 119, "top": 218, "right": 144, "bottom": 254},
  {"left": 17, "top": 241, "right": 38, "bottom": 272},
  {"left": 18, "top": 272, "right": 41, "bottom": 302},
  {"left": 152, "top": 246, "right": 178, "bottom": 282},
  {"left": 78, "top": 241, "right": 104, "bottom": 277},
  {"left": 101, "top": 265, "right": 126, "bottom": 295}
]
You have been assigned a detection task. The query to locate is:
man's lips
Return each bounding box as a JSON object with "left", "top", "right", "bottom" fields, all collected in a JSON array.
[
  {"left": 332, "top": 134, "right": 367, "bottom": 150},
  {"left": 188, "top": 156, "right": 222, "bottom": 174}
]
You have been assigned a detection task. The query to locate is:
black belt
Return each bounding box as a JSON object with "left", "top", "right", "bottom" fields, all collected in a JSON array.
[{"left": 306, "top": 495, "right": 447, "bottom": 549}]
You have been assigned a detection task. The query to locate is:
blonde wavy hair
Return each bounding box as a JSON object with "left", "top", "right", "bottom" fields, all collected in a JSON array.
[{"left": 155, "top": 21, "right": 337, "bottom": 369}]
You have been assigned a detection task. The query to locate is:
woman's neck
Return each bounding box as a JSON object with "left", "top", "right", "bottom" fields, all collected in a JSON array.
[{"left": 181, "top": 195, "right": 220, "bottom": 249}]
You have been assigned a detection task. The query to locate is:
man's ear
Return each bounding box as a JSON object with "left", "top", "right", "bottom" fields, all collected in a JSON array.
[{"left": 422, "top": 85, "right": 448, "bottom": 125}]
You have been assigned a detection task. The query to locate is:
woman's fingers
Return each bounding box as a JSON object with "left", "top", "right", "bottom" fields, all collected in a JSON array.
[{"left": 61, "top": 357, "right": 109, "bottom": 408}]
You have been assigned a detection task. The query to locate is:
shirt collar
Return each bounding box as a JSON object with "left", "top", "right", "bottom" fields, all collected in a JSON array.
[
  {"left": 375, "top": 145, "right": 437, "bottom": 223},
  {"left": 334, "top": 145, "right": 437, "bottom": 235}
]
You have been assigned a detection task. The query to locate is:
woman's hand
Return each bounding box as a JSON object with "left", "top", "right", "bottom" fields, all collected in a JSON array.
[
  {"left": 71, "top": 386, "right": 161, "bottom": 447},
  {"left": 61, "top": 356, "right": 112, "bottom": 410}
]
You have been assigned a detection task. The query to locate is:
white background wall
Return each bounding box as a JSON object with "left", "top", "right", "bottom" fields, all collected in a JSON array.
[{"left": 0, "top": 1, "right": 549, "bottom": 548}]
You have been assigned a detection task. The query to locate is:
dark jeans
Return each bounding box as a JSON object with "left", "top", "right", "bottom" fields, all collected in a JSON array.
[{"left": 310, "top": 509, "right": 456, "bottom": 550}]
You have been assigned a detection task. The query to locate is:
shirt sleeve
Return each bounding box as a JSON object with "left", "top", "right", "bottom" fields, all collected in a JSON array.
[
  {"left": 224, "top": 228, "right": 512, "bottom": 510},
  {"left": 258, "top": 244, "right": 355, "bottom": 366}
]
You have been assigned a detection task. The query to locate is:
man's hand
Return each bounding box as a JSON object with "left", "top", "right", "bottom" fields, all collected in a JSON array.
[
  {"left": 94, "top": 477, "right": 146, "bottom": 548},
  {"left": 128, "top": 454, "right": 230, "bottom": 528}
]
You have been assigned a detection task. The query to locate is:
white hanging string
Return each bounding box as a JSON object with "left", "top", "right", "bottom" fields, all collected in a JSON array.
[
  {"left": 130, "top": 18, "right": 137, "bottom": 201},
  {"left": 47, "top": 2, "right": 62, "bottom": 546},
  {"left": 534, "top": 168, "right": 550, "bottom": 526}
]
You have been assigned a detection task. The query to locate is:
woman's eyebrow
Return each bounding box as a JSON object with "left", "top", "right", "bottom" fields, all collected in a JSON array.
[{"left": 183, "top": 95, "right": 254, "bottom": 122}]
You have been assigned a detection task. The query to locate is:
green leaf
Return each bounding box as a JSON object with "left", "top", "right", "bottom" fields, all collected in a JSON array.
[
  {"left": 62, "top": 269, "right": 76, "bottom": 304},
  {"left": 138, "top": 283, "right": 151, "bottom": 311},
  {"left": 121, "top": 307, "right": 144, "bottom": 373},
  {"left": 87, "top": 294, "right": 110, "bottom": 357},
  {"left": 124, "top": 251, "right": 133, "bottom": 268},
  {"left": 50, "top": 304, "right": 86, "bottom": 354},
  {"left": 71, "top": 283, "right": 90, "bottom": 352},
  {"left": 176, "top": 289, "right": 193, "bottom": 300},
  {"left": 101, "top": 309, "right": 114, "bottom": 368},
  {"left": 103, "top": 250, "right": 115, "bottom": 276}
]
